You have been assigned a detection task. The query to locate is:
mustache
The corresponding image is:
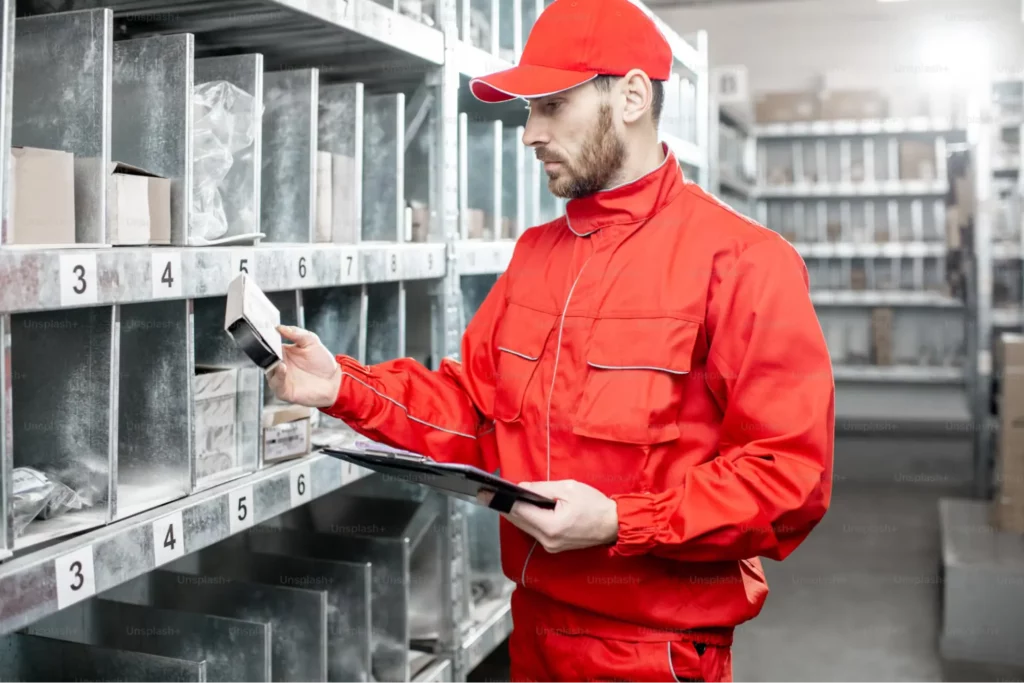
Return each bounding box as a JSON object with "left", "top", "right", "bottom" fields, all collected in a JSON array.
[{"left": 535, "top": 150, "right": 565, "bottom": 164}]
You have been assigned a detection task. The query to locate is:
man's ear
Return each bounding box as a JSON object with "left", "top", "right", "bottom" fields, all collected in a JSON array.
[{"left": 620, "top": 69, "right": 654, "bottom": 125}]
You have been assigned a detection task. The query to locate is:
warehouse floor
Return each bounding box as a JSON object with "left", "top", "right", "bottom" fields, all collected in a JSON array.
[{"left": 469, "top": 438, "right": 1024, "bottom": 682}]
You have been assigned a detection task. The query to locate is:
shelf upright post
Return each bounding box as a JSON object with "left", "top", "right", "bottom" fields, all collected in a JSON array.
[
  {"left": 0, "top": 313, "right": 10, "bottom": 558},
  {"left": 0, "top": 0, "right": 13, "bottom": 246}
]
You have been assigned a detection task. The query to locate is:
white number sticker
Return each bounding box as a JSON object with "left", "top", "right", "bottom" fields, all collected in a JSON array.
[
  {"left": 59, "top": 253, "right": 98, "bottom": 307},
  {"left": 152, "top": 511, "right": 185, "bottom": 566},
  {"left": 339, "top": 248, "right": 360, "bottom": 285},
  {"left": 232, "top": 249, "right": 255, "bottom": 279},
  {"left": 290, "top": 463, "right": 312, "bottom": 507},
  {"left": 296, "top": 251, "right": 313, "bottom": 283},
  {"left": 151, "top": 252, "right": 183, "bottom": 299},
  {"left": 55, "top": 546, "right": 96, "bottom": 609},
  {"left": 229, "top": 486, "right": 255, "bottom": 534}
]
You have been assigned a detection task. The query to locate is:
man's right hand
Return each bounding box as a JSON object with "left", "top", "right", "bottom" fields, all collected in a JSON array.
[{"left": 266, "top": 325, "right": 343, "bottom": 409}]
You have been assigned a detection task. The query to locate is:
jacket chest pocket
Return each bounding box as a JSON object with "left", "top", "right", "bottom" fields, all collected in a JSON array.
[
  {"left": 572, "top": 317, "right": 701, "bottom": 445},
  {"left": 493, "top": 303, "right": 558, "bottom": 423}
]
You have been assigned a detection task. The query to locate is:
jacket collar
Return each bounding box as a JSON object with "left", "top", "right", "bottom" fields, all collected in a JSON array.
[{"left": 564, "top": 142, "right": 684, "bottom": 237}]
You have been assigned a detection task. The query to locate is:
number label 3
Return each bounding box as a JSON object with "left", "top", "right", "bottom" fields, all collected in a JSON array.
[
  {"left": 152, "top": 511, "right": 185, "bottom": 566},
  {"left": 290, "top": 463, "right": 312, "bottom": 507},
  {"left": 55, "top": 546, "right": 96, "bottom": 609},
  {"left": 59, "top": 253, "right": 99, "bottom": 306},
  {"left": 229, "top": 486, "right": 255, "bottom": 534}
]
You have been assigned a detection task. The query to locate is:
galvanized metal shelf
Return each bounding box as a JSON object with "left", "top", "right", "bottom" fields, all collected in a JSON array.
[
  {"left": 832, "top": 364, "right": 965, "bottom": 384},
  {"left": 458, "top": 596, "right": 513, "bottom": 677},
  {"left": 718, "top": 169, "right": 755, "bottom": 198},
  {"left": 794, "top": 241, "right": 947, "bottom": 259},
  {"left": 755, "top": 117, "right": 960, "bottom": 139},
  {"left": 759, "top": 180, "right": 949, "bottom": 199},
  {"left": 454, "top": 40, "right": 512, "bottom": 80},
  {"left": 811, "top": 290, "right": 962, "bottom": 308},
  {"left": 0, "top": 450, "right": 371, "bottom": 636},
  {"left": 454, "top": 240, "right": 515, "bottom": 276},
  {"left": 664, "top": 132, "right": 706, "bottom": 170},
  {"left": 415, "top": 656, "right": 454, "bottom": 682}
]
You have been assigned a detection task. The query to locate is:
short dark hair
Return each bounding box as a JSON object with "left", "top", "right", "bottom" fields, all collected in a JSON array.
[{"left": 592, "top": 74, "right": 665, "bottom": 125}]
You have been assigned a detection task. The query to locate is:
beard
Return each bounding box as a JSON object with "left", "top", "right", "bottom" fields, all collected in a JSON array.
[{"left": 538, "top": 104, "right": 626, "bottom": 200}]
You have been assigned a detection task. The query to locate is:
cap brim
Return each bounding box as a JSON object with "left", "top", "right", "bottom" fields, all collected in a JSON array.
[{"left": 469, "top": 64, "right": 599, "bottom": 103}]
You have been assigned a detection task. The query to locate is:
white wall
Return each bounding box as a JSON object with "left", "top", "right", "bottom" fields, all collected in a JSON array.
[{"left": 659, "top": 0, "right": 1024, "bottom": 113}]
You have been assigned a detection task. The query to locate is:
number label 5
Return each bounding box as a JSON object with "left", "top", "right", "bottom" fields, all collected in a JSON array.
[
  {"left": 151, "top": 253, "right": 183, "bottom": 299},
  {"left": 59, "top": 253, "right": 99, "bottom": 306},
  {"left": 55, "top": 546, "right": 96, "bottom": 609},
  {"left": 152, "top": 511, "right": 185, "bottom": 566},
  {"left": 229, "top": 486, "right": 255, "bottom": 534},
  {"left": 290, "top": 463, "right": 312, "bottom": 507}
]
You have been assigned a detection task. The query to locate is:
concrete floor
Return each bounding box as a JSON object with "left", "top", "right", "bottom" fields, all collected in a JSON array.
[{"left": 470, "top": 437, "right": 1024, "bottom": 682}]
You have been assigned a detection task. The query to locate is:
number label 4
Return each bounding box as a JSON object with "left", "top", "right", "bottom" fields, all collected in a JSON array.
[
  {"left": 229, "top": 486, "right": 255, "bottom": 534},
  {"left": 290, "top": 463, "right": 312, "bottom": 507},
  {"left": 152, "top": 511, "right": 185, "bottom": 566},
  {"left": 59, "top": 253, "right": 99, "bottom": 306},
  {"left": 151, "top": 252, "right": 183, "bottom": 299},
  {"left": 55, "top": 546, "right": 96, "bottom": 609}
]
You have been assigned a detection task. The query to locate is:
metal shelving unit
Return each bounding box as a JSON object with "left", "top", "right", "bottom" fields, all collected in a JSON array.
[
  {"left": 711, "top": 102, "right": 755, "bottom": 216},
  {"left": 0, "top": 0, "right": 710, "bottom": 681},
  {"left": 753, "top": 113, "right": 970, "bottom": 428}
]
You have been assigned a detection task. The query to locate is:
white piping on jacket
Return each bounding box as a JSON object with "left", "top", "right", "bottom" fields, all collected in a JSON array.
[
  {"left": 521, "top": 253, "right": 594, "bottom": 586},
  {"left": 668, "top": 642, "right": 682, "bottom": 683},
  {"left": 342, "top": 372, "right": 476, "bottom": 440},
  {"left": 588, "top": 361, "right": 689, "bottom": 375},
  {"left": 498, "top": 346, "right": 540, "bottom": 361}
]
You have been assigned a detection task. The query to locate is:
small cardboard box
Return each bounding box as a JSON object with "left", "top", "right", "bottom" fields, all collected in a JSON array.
[
  {"left": 262, "top": 403, "right": 313, "bottom": 464},
  {"left": 851, "top": 267, "right": 867, "bottom": 291},
  {"left": 107, "top": 161, "right": 171, "bottom": 245},
  {"left": 993, "top": 334, "right": 1024, "bottom": 533},
  {"left": 9, "top": 146, "right": 76, "bottom": 245},
  {"left": 754, "top": 91, "right": 819, "bottom": 123},
  {"left": 224, "top": 273, "right": 283, "bottom": 372},
  {"left": 194, "top": 366, "right": 240, "bottom": 481},
  {"left": 410, "top": 201, "right": 430, "bottom": 242},
  {"left": 315, "top": 151, "right": 333, "bottom": 243},
  {"left": 899, "top": 140, "right": 936, "bottom": 180},
  {"left": 820, "top": 90, "right": 889, "bottom": 121},
  {"left": 466, "top": 208, "right": 488, "bottom": 239}
]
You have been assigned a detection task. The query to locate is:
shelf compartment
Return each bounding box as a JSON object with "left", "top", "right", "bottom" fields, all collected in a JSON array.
[
  {"left": 0, "top": 631, "right": 207, "bottom": 682},
  {"left": 115, "top": 301, "right": 191, "bottom": 520},
  {"left": 12, "top": 8, "right": 112, "bottom": 245},
  {"left": 459, "top": 596, "right": 513, "bottom": 678},
  {"left": 461, "top": 273, "right": 498, "bottom": 323},
  {"left": 256, "top": 490, "right": 446, "bottom": 683},
  {"left": 106, "top": 568, "right": 327, "bottom": 682},
  {"left": 461, "top": 117, "right": 500, "bottom": 240},
  {"left": 261, "top": 68, "right": 319, "bottom": 244},
  {"left": 23, "top": 598, "right": 270, "bottom": 681},
  {"left": 463, "top": 501, "right": 512, "bottom": 605},
  {"left": 363, "top": 93, "right": 405, "bottom": 243},
  {"left": 112, "top": 33, "right": 194, "bottom": 247},
  {"left": 405, "top": 87, "right": 435, "bottom": 243},
  {"left": 404, "top": 280, "right": 437, "bottom": 369},
  {"left": 367, "top": 282, "right": 405, "bottom": 365},
  {"left": 502, "top": 125, "right": 525, "bottom": 239},
  {"left": 755, "top": 117, "right": 960, "bottom": 139},
  {"left": 9, "top": 306, "right": 116, "bottom": 551},
  {"left": 303, "top": 286, "right": 366, "bottom": 363},
  {"left": 193, "top": 54, "right": 264, "bottom": 243},
  {"left": 191, "top": 296, "right": 261, "bottom": 491},
  {"left": 318, "top": 83, "right": 364, "bottom": 244},
  {"left": 172, "top": 537, "right": 374, "bottom": 683}
]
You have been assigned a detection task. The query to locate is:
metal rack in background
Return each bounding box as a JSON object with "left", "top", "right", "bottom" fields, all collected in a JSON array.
[
  {"left": 753, "top": 114, "right": 971, "bottom": 430},
  {"left": 710, "top": 101, "right": 755, "bottom": 217},
  {"left": 0, "top": 0, "right": 711, "bottom": 681}
]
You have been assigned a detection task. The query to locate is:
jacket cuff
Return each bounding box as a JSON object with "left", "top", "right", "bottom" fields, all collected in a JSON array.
[
  {"left": 609, "top": 492, "right": 668, "bottom": 557},
  {"left": 320, "top": 355, "right": 375, "bottom": 422}
]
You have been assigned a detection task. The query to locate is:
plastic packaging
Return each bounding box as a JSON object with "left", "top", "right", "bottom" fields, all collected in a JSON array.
[
  {"left": 11, "top": 467, "right": 79, "bottom": 536},
  {"left": 192, "top": 80, "right": 260, "bottom": 241}
]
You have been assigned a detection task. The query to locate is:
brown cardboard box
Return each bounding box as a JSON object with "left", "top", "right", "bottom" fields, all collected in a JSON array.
[
  {"left": 899, "top": 140, "right": 936, "bottom": 180},
  {"left": 9, "top": 147, "right": 76, "bottom": 245},
  {"left": 820, "top": 89, "right": 889, "bottom": 120},
  {"left": 754, "top": 91, "right": 819, "bottom": 123},
  {"left": 827, "top": 221, "right": 843, "bottom": 242},
  {"left": 466, "top": 208, "right": 488, "bottom": 239},
  {"left": 107, "top": 161, "right": 171, "bottom": 245},
  {"left": 875, "top": 230, "right": 891, "bottom": 244},
  {"left": 410, "top": 201, "right": 430, "bottom": 242},
  {"left": 993, "top": 333, "right": 1024, "bottom": 533},
  {"left": 851, "top": 267, "right": 867, "bottom": 291},
  {"left": 871, "top": 308, "right": 894, "bottom": 366}
]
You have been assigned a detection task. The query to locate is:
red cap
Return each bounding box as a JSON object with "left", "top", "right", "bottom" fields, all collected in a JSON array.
[{"left": 470, "top": 0, "right": 674, "bottom": 103}]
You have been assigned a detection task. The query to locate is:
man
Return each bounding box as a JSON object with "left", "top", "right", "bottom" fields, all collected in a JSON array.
[{"left": 267, "top": 0, "right": 835, "bottom": 680}]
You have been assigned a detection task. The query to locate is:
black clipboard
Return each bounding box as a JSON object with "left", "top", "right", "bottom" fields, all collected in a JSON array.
[{"left": 321, "top": 443, "right": 557, "bottom": 514}]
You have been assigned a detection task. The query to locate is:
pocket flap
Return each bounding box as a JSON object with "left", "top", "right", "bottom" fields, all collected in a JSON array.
[
  {"left": 497, "top": 303, "right": 556, "bottom": 362},
  {"left": 586, "top": 317, "right": 700, "bottom": 375}
]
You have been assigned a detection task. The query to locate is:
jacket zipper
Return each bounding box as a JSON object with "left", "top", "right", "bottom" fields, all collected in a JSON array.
[{"left": 521, "top": 253, "right": 593, "bottom": 586}]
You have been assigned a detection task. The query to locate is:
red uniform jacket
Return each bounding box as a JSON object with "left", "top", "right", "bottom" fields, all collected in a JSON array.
[{"left": 323, "top": 146, "right": 835, "bottom": 647}]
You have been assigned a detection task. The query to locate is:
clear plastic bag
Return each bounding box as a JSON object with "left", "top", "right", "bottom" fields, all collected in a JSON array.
[
  {"left": 11, "top": 467, "right": 76, "bottom": 536},
  {"left": 192, "top": 80, "right": 260, "bottom": 241}
]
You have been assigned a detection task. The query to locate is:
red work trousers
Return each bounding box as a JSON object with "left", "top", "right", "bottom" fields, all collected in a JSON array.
[{"left": 508, "top": 622, "right": 733, "bottom": 682}]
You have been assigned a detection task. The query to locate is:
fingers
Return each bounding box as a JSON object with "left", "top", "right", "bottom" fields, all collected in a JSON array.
[
  {"left": 265, "top": 362, "right": 289, "bottom": 398},
  {"left": 277, "top": 325, "right": 320, "bottom": 349}
]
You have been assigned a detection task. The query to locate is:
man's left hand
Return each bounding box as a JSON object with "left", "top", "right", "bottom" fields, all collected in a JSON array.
[{"left": 477, "top": 480, "right": 619, "bottom": 553}]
